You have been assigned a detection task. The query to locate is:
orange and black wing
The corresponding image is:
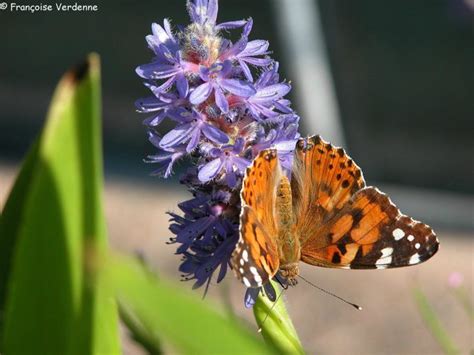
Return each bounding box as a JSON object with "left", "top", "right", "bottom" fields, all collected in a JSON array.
[
  {"left": 291, "top": 135, "right": 365, "bottom": 246},
  {"left": 292, "top": 135, "right": 439, "bottom": 269},
  {"left": 300, "top": 187, "right": 439, "bottom": 269},
  {"left": 231, "top": 149, "right": 282, "bottom": 287}
]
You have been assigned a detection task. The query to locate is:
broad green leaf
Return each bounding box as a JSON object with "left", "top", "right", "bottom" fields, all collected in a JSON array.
[
  {"left": 254, "top": 281, "right": 305, "bottom": 354},
  {"left": 0, "top": 140, "right": 40, "bottom": 336},
  {"left": 0, "top": 54, "right": 120, "bottom": 355},
  {"left": 413, "top": 287, "right": 459, "bottom": 355},
  {"left": 101, "top": 254, "right": 274, "bottom": 355}
]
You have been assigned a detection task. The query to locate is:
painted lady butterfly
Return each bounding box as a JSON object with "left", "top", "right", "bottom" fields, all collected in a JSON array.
[{"left": 231, "top": 135, "right": 439, "bottom": 290}]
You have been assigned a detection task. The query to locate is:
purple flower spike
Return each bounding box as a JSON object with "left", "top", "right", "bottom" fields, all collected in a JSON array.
[{"left": 136, "top": 0, "right": 301, "bottom": 306}]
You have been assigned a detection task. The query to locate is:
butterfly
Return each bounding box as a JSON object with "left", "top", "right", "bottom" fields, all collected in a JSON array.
[{"left": 231, "top": 135, "right": 439, "bottom": 290}]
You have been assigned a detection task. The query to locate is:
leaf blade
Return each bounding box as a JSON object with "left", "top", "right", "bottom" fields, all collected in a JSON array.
[{"left": 0, "top": 54, "right": 120, "bottom": 355}]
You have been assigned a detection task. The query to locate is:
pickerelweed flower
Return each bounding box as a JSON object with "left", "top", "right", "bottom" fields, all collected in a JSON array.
[{"left": 136, "top": 0, "right": 300, "bottom": 306}]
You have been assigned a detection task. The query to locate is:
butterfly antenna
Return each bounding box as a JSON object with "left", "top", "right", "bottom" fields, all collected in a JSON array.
[
  {"left": 298, "top": 275, "right": 362, "bottom": 311},
  {"left": 257, "top": 287, "right": 286, "bottom": 333}
]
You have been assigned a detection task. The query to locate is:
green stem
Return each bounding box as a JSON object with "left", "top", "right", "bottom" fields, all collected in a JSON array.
[
  {"left": 253, "top": 281, "right": 305, "bottom": 354},
  {"left": 453, "top": 287, "right": 474, "bottom": 322}
]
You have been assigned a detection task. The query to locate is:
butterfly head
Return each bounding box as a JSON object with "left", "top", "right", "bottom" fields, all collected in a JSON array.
[
  {"left": 296, "top": 135, "right": 320, "bottom": 152},
  {"left": 263, "top": 149, "right": 277, "bottom": 161},
  {"left": 279, "top": 263, "right": 299, "bottom": 286}
]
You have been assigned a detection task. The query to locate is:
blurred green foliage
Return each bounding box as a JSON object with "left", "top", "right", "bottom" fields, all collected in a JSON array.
[
  {"left": 413, "top": 287, "right": 460, "bottom": 355},
  {"left": 451, "top": 284, "right": 474, "bottom": 322},
  {"left": 101, "top": 254, "right": 275, "bottom": 355}
]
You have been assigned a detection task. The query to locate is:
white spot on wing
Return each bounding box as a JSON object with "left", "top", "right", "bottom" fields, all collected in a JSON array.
[
  {"left": 415, "top": 243, "right": 421, "bottom": 250},
  {"left": 392, "top": 228, "right": 405, "bottom": 240},
  {"left": 380, "top": 247, "right": 393, "bottom": 257},
  {"left": 249, "top": 266, "right": 262, "bottom": 284},
  {"left": 243, "top": 277, "right": 251, "bottom": 287},
  {"left": 376, "top": 247, "right": 393, "bottom": 266},
  {"left": 407, "top": 235, "right": 415, "bottom": 242},
  {"left": 409, "top": 254, "right": 421, "bottom": 264},
  {"left": 242, "top": 250, "right": 249, "bottom": 262},
  {"left": 240, "top": 259, "right": 244, "bottom": 266},
  {"left": 376, "top": 256, "right": 392, "bottom": 266},
  {"left": 239, "top": 268, "right": 244, "bottom": 274}
]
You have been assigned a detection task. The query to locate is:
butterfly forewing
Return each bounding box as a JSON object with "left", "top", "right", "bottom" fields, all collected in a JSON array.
[
  {"left": 232, "top": 206, "right": 279, "bottom": 287},
  {"left": 231, "top": 149, "right": 282, "bottom": 287},
  {"left": 241, "top": 149, "right": 282, "bottom": 236},
  {"left": 291, "top": 135, "right": 366, "bottom": 246}
]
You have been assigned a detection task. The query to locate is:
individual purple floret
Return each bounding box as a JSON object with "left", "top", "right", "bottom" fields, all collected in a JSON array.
[
  {"left": 136, "top": 0, "right": 301, "bottom": 303},
  {"left": 198, "top": 138, "right": 250, "bottom": 188},
  {"left": 159, "top": 109, "right": 229, "bottom": 153},
  {"left": 190, "top": 60, "right": 256, "bottom": 113}
]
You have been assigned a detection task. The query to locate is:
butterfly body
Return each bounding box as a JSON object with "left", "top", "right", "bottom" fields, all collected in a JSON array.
[
  {"left": 275, "top": 175, "right": 301, "bottom": 284},
  {"left": 231, "top": 135, "right": 439, "bottom": 290}
]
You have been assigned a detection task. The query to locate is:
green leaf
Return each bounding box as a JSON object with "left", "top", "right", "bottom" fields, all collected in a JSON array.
[
  {"left": 253, "top": 281, "right": 305, "bottom": 354},
  {"left": 101, "top": 254, "right": 274, "bottom": 355},
  {"left": 0, "top": 54, "right": 120, "bottom": 355},
  {"left": 413, "top": 287, "right": 459, "bottom": 355},
  {"left": 0, "top": 140, "right": 40, "bottom": 333}
]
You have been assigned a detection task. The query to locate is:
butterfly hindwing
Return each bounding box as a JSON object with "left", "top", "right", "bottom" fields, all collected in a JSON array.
[{"left": 300, "top": 187, "right": 439, "bottom": 269}]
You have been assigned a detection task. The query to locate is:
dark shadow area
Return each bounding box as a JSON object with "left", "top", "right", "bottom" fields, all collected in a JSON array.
[{"left": 319, "top": 0, "right": 474, "bottom": 193}]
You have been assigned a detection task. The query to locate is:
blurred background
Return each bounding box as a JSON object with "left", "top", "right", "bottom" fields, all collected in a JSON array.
[{"left": 1, "top": 0, "right": 472, "bottom": 354}]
